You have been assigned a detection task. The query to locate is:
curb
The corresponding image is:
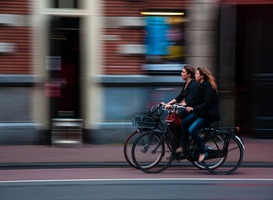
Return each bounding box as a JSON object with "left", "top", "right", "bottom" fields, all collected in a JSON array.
[
  {"left": 0, "top": 162, "right": 129, "bottom": 170},
  {"left": 1, "top": 162, "right": 273, "bottom": 170}
]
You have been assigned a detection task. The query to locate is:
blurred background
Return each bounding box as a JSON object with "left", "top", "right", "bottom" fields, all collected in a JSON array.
[{"left": 0, "top": 0, "right": 272, "bottom": 145}]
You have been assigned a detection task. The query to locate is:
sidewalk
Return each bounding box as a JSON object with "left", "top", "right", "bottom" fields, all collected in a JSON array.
[{"left": 0, "top": 137, "right": 273, "bottom": 168}]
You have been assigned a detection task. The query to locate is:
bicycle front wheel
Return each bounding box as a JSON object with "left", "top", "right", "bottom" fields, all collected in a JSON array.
[
  {"left": 123, "top": 130, "right": 139, "bottom": 168},
  {"left": 203, "top": 132, "right": 244, "bottom": 175},
  {"left": 131, "top": 131, "right": 174, "bottom": 174}
]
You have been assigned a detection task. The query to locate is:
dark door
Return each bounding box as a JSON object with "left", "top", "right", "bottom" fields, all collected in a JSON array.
[
  {"left": 47, "top": 16, "right": 81, "bottom": 119},
  {"left": 235, "top": 5, "right": 273, "bottom": 138}
]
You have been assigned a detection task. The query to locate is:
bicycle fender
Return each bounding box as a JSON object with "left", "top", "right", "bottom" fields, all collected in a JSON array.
[{"left": 234, "top": 135, "right": 245, "bottom": 150}]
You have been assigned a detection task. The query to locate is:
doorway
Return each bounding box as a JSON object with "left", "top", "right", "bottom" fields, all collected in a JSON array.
[
  {"left": 235, "top": 5, "right": 273, "bottom": 138},
  {"left": 47, "top": 16, "right": 81, "bottom": 119}
]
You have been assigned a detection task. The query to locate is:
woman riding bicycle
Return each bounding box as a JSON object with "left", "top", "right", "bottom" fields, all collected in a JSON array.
[
  {"left": 164, "top": 65, "right": 201, "bottom": 153},
  {"left": 165, "top": 65, "right": 200, "bottom": 110},
  {"left": 181, "top": 67, "right": 221, "bottom": 162}
]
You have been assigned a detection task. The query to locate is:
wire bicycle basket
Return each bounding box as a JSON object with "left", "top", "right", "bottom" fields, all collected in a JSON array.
[
  {"left": 132, "top": 114, "right": 158, "bottom": 129},
  {"left": 131, "top": 104, "right": 165, "bottom": 129}
]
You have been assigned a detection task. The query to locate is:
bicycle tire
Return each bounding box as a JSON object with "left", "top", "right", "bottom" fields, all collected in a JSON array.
[
  {"left": 131, "top": 131, "right": 175, "bottom": 174},
  {"left": 123, "top": 129, "right": 154, "bottom": 168},
  {"left": 202, "top": 132, "right": 244, "bottom": 175},
  {"left": 123, "top": 130, "right": 138, "bottom": 168}
]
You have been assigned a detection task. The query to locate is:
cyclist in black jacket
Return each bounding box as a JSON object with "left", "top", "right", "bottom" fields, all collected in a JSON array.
[
  {"left": 164, "top": 65, "right": 201, "bottom": 153},
  {"left": 165, "top": 65, "right": 200, "bottom": 109},
  {"left": 182, "top": 67, "right": 221, "bottom": 162}
]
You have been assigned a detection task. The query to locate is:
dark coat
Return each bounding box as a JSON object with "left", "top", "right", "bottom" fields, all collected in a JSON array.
[
  {"left": 192, "top": 81, "right": 221, "bottom": 122},
  {"left": 175, "top": 80, "right": 200, "bottom": 107}
]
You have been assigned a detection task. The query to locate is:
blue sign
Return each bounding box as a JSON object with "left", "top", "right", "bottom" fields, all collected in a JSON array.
[{"left": 145, "top": 17, "right": 170, "bottom": 55}]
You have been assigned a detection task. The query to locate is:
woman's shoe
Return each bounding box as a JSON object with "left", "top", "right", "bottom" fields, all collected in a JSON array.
[
  {"left": 175, "top": 147, "right": 183, "bottom": 153},
  {"left": 198, "top": 152, "right": 208, "bottom": 162}
]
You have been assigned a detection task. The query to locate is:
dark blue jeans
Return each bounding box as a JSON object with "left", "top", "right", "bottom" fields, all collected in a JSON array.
[{"left": 181, "top": 112, "right": 210, "bottom": 154}]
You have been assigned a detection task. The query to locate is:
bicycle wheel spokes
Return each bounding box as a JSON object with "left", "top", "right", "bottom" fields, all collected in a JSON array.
[
  {"left": 200, "top": 133, "right": 226, "bottom": 170},
  {"left": 132, "top": 132, "right": 163, "bottom": 169},
  {"left": 204, "top": 133, "right": 244, "bottom": 175},
  {"left": 132, "top": 132, "right": 174, "bottom": 174}
]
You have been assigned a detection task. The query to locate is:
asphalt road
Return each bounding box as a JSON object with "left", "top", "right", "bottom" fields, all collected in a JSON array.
[
  {"left": 1, "top": 166, "right": 273, "bottom": 200},
  {"left": 1, "top": 178, "right": 273, "bottom": 200}
]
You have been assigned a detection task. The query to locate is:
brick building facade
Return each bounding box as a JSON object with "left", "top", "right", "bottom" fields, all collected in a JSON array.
[
  {"left": 102, "top": 0, "right": 187, "bottom": 74},
  {"left": 0, "top": 1, "right": 33, "bottom": 73},
  {"left": 0, "top": 0, "right": 273, "bottom": 144}
]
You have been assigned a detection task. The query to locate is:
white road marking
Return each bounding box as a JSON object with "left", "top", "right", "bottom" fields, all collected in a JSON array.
[{"left": 1, "top": 178, "right": 273, "bottom": 184}]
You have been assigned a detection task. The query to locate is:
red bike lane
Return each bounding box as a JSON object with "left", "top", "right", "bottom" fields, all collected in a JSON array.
[{"left": 1, "top": 166, "right": 273, "bottom": 182}]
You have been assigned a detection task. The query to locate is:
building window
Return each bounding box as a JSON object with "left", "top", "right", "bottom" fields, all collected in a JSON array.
[
  {"left": 50, "top": 0, "right": 80, "bottom": 9},
  {"left": 141, "top": 10, "right": 187, "bottom": 73}
]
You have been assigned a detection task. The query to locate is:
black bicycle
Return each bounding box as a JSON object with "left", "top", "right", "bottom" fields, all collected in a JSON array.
[
  {"left": 130, "top": 104, "right": 245, "bottom": 175},
  {"left": 125, "top": 104, "right": 227, "bottom": 171}
]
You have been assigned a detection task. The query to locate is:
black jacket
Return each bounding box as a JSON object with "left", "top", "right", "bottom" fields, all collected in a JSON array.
[
  {"left": 175, "top": 80, "right": 200, "bottom": 107},
  {"left": 193, "top": 81, "right": 221, "bottom": 122}
]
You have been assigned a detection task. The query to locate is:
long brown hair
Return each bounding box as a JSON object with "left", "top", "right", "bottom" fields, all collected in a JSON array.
[{"left": 197, "top": 67, "right": 218, "bottom": 92}]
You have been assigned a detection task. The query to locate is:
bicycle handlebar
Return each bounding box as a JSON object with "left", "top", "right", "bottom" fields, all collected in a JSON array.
[
  {"left": 147, "top": 103, "right": 185, "bottom": 118},
  {"left": 159, "top": 103, "right": 185, "bottom": 111}
]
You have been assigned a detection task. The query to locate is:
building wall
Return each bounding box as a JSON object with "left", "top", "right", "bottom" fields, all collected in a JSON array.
[
  {"left": 2, "top": 0, "right": 216, "bottom": 144},
  {"left": 1, "top": 0, "right": 272, "bottom": 144},
  {"left": 222, "top": 0, "right": 273, "bottom": 4},
  {"left": 0, "top": 0, "right": 33, "bottom": 73},
  {"left": 102, "top": 0, "right": 188, "bottom": 74},
  {"left": 0, "top": 1, "right": 39, "bottom": 144},
  {"left": 0, "top": 0, "right": 224, "bottom": 144},
  {"left": 0, "top": 0, "right": 104, "bottom": 144}
]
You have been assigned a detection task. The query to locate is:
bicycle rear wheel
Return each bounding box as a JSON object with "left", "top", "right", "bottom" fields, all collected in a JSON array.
[
  {"left": 131, "top": 131, "right": 174, "bottom": 174},
  {"left": 203, "top": 132, "right": 244, "bottom": 175},
  {"left": 191, "top": 133, "right": 226, "bottom": 170}
]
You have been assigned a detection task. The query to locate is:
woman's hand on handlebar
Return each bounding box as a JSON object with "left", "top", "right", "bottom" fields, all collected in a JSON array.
[
  {"left": 165, "top": 104, "right": 173, "bottom": 109},
  {"left": 179, "top": 101, "right": 186, "bottom": 106},
  {"left": 161, "top": 102, "right": 173, "bottom": 109},
  {"left": 185, "top": 106, "right": 194, "bottom": 112},
  {"left": 160, "top": 102, "right": 173, "bottom": 109}
]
